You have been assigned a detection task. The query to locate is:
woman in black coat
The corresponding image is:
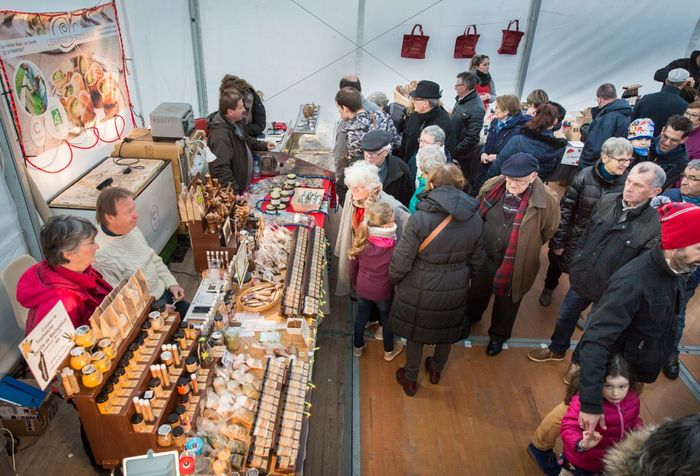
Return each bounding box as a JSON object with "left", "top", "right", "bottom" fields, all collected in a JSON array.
[
  {"left": 390, "top": 164, "right": 484, "bottom": 396},
  {"left": 219, "top": 74, "right": 267, "bottom": 138}
]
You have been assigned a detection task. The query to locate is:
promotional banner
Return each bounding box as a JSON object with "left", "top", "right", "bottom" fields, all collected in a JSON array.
[{"left": 0, "top": 2, "right": 133, "bottom": 158}]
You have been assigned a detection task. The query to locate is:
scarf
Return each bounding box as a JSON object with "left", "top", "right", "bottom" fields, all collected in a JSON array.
[
  {"left": 368, "top": 223, "right": 397, "bottom": 238},
  {"left": 633, "top": 146, "right": 649, "bottom": 157},
  {"left": 683, "top": 194, "right": 700, "bottom": 206},
  {"left": 350, "top": 192, "right": 378, "bottom": 231},
  {"left": 478, "top": 179, "right": 532, "bottom": 296},
  {"left": 474, "top": 69, "right": 491, "bottom": 87}
]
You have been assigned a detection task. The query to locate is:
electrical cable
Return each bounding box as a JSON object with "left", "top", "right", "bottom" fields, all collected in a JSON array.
[{"left": 0, "top": 427, "right": 17, "bottom": 475}]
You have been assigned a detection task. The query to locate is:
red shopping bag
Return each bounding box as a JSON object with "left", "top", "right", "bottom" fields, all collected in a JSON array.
[
  {"left": 453, "top": 25, "right": 480, "bottom": 59},
  {"left": 497, "top": 20, "right": 525, "bottom": 55},
  {"left": 401, "top": 24, "right": 429, "bottom": 59}
]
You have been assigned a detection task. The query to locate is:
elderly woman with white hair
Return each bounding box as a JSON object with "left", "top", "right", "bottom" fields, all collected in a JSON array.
[
  {"left": 407, "top": 125, "right": 451, "bottom": 180},
  {"left": 335, "top": 160, "right": 410, "bottom": 296},
  {"left": 409, "top": 144, "right": 448, "bottom": 213}
]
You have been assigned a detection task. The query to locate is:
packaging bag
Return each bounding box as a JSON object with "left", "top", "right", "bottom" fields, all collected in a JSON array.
[
  {"left": 401, "top": 24, "right": 429, "bottom": 59},
  {"left": 453, "top": 25, "right": 480, "bottom": 59},
  {"left": 497, "top": 20, "right": 524, "bottom": 55}
]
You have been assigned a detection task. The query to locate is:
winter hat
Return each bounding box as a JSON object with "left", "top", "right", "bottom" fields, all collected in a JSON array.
[
  {"left": 628, "top": 118, "right": 655, "bottom": 140},
  {"left": 659, "top": 202, "right": 700, "bottom": 250},
  {"left": 667, "top": 68, "right": 690, "bottom": 83},
  {"left": 502, "top": 152, "right": 539, "bottom": 177}
]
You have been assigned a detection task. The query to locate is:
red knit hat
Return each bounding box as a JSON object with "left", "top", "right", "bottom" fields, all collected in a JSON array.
[{"left": 659, "top": 202, "right": 700, "bottom": 250}]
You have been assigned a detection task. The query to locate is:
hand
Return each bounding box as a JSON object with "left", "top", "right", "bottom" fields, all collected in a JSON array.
[
  {"left": 553, "top": 248, "right": 565, "bottom": 256},
  {"left": 479, "top": 93, "right": 490, "bottom": 101},
  {"left": 687, "top": 77, "right": 695, "bottom": 88},
  {"left": 579, "top": 411, "right": 606, "bottom": 432},
  {"left": 480, "top": 153, "right": 489, "bottom": 164},
  {"left": 581, "top": 430, "right": 603, "bottom": 449},
  {"left": 487, "top": 154, "right": 497, "bottom": 163},
  {"left": 526, "top": 106, "right": 537, "bottom": 116},
  {"left": 169, "top": 285, "right": 185, "bottom": 302}
]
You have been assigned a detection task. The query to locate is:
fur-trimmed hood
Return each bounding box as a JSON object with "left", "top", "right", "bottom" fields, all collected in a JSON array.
[{"left": 602, "top": 426, "right": 654, "bottom": 476}]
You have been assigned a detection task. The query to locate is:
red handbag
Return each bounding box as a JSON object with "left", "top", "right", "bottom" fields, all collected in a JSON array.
[
  {"left": 453, "top": 25, "right": 480, "bottom": 59},
  {"left": 401, "top": 24, "right": 429, "bottom": 59},
  {"left": 497, "top": 20, "right": 525, "bottom": 55}
]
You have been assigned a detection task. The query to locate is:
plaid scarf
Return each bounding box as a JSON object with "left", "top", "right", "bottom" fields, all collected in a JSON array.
[{"left": 477, "top": 178, "right": 532, "bottom": 296}]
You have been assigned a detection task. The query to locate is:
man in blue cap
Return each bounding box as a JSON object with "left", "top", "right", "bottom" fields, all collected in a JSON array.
[
  {"left": 468, "top": 152, "right": 560, "bottom": 356},
  {"left": 361, "top": 129, "right": 414, "bottom": 207}
]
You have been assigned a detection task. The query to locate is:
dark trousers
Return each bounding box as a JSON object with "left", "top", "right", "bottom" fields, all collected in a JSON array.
[
  {"left": 467, "top": 256, "right": 523, "bottom": 343},
  {"left": 548, "top": 288, "right": 592, "bottom": 354},
  {"left": 543, "top": 248, "right": 565, "bottom": 291},
  {"left": 355, "top": 297, "right": 394, "bottom": 352},
  {"left": 161, "top": 289, "right": 190, "bottom": 317},
  {"left": 404, "top": 340, "right": 452, "bottom": 381}
]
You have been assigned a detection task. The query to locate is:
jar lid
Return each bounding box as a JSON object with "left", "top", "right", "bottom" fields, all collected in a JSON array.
[
  {"left": 185, "top": 355, "right": 197, "bottom": 365},
  {"left": 178, "top": 394, "right": 190, "bottom": 404},
  {"left": 214, "top": 315, "right": 223, "bottom": 322},
  {"left": 97, "top": 338, "right": 113, "bottom": 348},
  {"left": 81, "top": 364, "right": 98, "bottom": 376},
  {"left": 136, "top": 331, "right": 148, "bottom": 341},
  {"left": 75, "top": 325, "right": 91, "bottom": 335},
  {"left": 161, "top": 351, "right": 173, "bottom": 363},
  {"left": 104, "top": 383, "right": 114, "bottom": 395},
  {"left": 148, "top": 378, "right": 161, "bottom": 388},
  {"left": 128, "top": 342, "right": 139, "bottom": 352},
  {"left": 113, "top": 366, "right": 125, "bottom": 377},
  {"left": 119, "top": 358, "right": 129, "bottom": 368},
  {"left": 211, "top": 331, "right": 223, "bottom": 340},
  {"left": 95, "top": 391, "right": 108, "bottom": 403},
  {"left": 166, "top": 413, "right": 179, "bottom": 425},
  {"left": 157, "top": 424, "right": 172, "bottom": 436},
  {"left": 172, "top": 426, "right": 184, "bottom": 437},
  {"left": 124, "top": 350, "right": 134, "bottom": 361},
  {"left": 91, "top": 351, "right": 106, "bottom": 361},
  {"left": 70, "top": 347, "right": 86, "bottom": 357},
  {"left": 174, "top": 404, "right": 186, "bottom": 415},
  {"left": 177, "top": 377, "right": 190, "bottom": 387},
  {"left": 131, "top": 412, "right": 144, "bottom": 424},
  {"left": 141, "top": 321, "right": 152, "bottom": 330}
]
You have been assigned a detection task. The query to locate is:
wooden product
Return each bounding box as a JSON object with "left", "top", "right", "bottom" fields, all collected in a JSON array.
[
  {"left": 280, "top": 227, "right": 326, "bottom": 318},
  {"left": 237, "top": 282, "right": 282, "bottom": 313}
]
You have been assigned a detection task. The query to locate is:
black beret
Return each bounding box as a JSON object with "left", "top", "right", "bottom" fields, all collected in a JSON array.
[
  {"left": 501, "top": 152, "right": 539, "bottom": 178},
  {"left": 361, "top": 129, "right": 391, "bottom": 152}
]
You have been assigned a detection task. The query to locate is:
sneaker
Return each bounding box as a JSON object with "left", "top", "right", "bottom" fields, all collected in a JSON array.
[
  {"left": 384, "top": 340, "right": 405, "bottom": 362},
  {"left": 528, "top": 347, "right": 566, "bottom": 363},
  {"left": 539, "top": 288, "right": 554, "bottom": 307},
  {"left": 352, "top": 343, "right": 367, "bottom": 357},
  {"left": 527, "top": 443, "right": 560, "bottom": 476},
  {"left": 563, "top": 363, "right": 580, "bottom": 385},
  {"left": 663, "top": 355, "right": 680, "bottom": 380},
  {"left": 374, "top": 325, "right": 384, "bottom": 340}
]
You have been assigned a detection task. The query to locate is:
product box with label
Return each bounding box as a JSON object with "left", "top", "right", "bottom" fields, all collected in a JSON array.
[
  {"left": 561, "top": 141, "right": 584, "bottom": 167},
  {"left": 0, "top": 377, "right": 57, "bottom": 436}
]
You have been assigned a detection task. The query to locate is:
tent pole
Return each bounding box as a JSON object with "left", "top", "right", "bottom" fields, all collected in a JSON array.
[
  {"left": 355, "top": 0, "right": 366, "bottom": 76},
  {"left": 514, "top": 0, "right": 542, "bottom": 99},
  {"left": 688, "top": 18, "right": 700, "bottom": 56},
  {"left": 189, "top": 0, "right": 208, "bottom": 117}
]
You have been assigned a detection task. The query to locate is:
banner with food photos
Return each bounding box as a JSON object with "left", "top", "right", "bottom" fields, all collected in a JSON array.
[{"left": 0, "top": 2, "right": 132, "bottom": 157}]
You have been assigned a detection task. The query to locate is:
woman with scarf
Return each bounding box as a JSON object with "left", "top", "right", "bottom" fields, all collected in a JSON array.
[
  {"left": 469, "top": 54, "right": 496, "bottom": 111},
  {"left": 409, "top": 144, "right": 449, "bottom": 213},
  {"left": 467, "top": 153, "right": 559, "bottom": 357},
  {"left": 334, "top": 161, "right": 410, "bottom": 297}
]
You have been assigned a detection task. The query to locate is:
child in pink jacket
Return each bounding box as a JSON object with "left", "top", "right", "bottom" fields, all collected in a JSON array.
[{"left": 559, "top": 355, "right": 643, "bottom": 475}]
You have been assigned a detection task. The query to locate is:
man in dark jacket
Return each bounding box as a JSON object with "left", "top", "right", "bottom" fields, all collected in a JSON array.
[
  {"left": 654, "top": 50, "right": 700, "bottom": 102},
  {"left": 398, "top": 80, "right": 454, "bottom": 163},
  {"left": 208, "top": 91, "right": 270, "bottom": 193},
  {"left": 640, "top": 114, "right": 693, "bottom": 189},
  {"left": 538, "top": 137, "right": 632, "bottom": 307},
  {"left": 578, "top": 84, "right": 632, "bottom": 169},
  {"left": 577, "top": 203, "right": 700, "bottom": 429},
  {"left": 361, "top": 130, "right": 414, "bottom": 207},
  {"left": 450, "top": 72, "right": 484, "bottom": 183},
  {"left": 528, "top": 162, "right": 664, "bottom": 365},
  {"left": 632, "top": 68, "right": 691, "bottom": 134}
]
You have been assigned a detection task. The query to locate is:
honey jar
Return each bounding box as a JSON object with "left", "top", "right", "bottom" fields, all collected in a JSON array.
[
  {"left": 81, "top": 364, "right": 103, "bottom": 388},
  {"left": 131, "top": 412, "right": 145, "bottom": 432},
  {"left": 141, "top": 320, "right": 154, "bottom": 338},
  {"left": 128, "top": 342, "right": 141, "bottom": 360},
  {"left": 157, "top": 424, "right": 173, "bottom": 447},
  {"left": 161, "top": 351, "right": 174, "bottom": 368},
  {"left": 74, "top": 325, "right": 96, "bottom": 348},
  {"left": 149, "top": 311, "right": 164, "bottom": 331},
  {"left": 148, "top": 378, "right": 163, "bottom": 398},
  {"left": 97, "top": 338, "right": 115, "bottom": 359},
  {"left": 96, "top": 390, "right": 110, "bottom": 414},
  {"left": 70, "top": 347, "right": 91, "bottom": 370},
  {"left": 119, "top": 357, "right": 132, "bottom": 374},
  {"left": 113, "top": 366, "right": 126, "bottom": 387},
  {"left": 172, "top": 426, "right": 186, "bottom": 446},
  {"left": 166, "top": 412, "right": 180, "bottom": 429},
  {"left": 176, "top": 377, "right": 191, "bottom": 396},
  {"left": 174, "top": 404, "right": 186, "bottom": 424},
  {"left": 91, "top": 351, "right": 111, "bottom": 373},
  {"left": 213, "top": 315, "right": 224, "bottom": 331},
  {"left": 185, "top": 355, "right": 199, "bottom": 374}
]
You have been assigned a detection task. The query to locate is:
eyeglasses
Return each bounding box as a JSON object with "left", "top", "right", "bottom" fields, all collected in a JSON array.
[
  {"left": 685, "top": 111, "right": 700, "bottom": 119},
  {"left": 681, "top": 172, "right": 700, "bottom": 182},
  {"left": 607, "top": 156, "right": 632, "bottom": 165},
  {"left": 365, "top": 149, "right": 388, "bottom": 158},
  {"left": 419, "top": 138, "right": 435, "bottom": 145},
  {"left": 660, "top": 132, "right": 683, "bottom": 145},
  {"left": 411, "top": 97, "right": 428, "bottom": 103}
]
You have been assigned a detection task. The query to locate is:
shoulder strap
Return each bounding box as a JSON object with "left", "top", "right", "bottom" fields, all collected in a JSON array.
[{"left": 418, "top": 215, "right": 453, "bottom": 252}]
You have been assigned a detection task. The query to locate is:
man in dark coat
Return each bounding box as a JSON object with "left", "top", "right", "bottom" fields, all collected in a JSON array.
[
  {"left": 577, "top": 203, "right": 700, "bottom": 431},
  {"left": 208, "top": 91, "right": 270, "bottom": 193},
  {"left": 528, "top": 162, "right": 664, "bottom": 366},
  {"left": 640, "top": 114, "right": 693, "bottom": 189},
  {"left": 450, "top": 72, "right": 485, "bottom": 183},
  {"left": 361, "top": 130, "right": 414, "bottom": 207},
  {"left": 579, "top": 84, "right": 632, "bottom": 169},
  {"left": 538, "top": 138, "right": 631, "bottom": 307},
  {"left": 632, "top": 68, "right": 691, "bottom": 134},
  {"left": 398, "top": 80, "right": 455, "bottom": 163},
  {"left": 654, "top": 50, "right": 700, "bottom": 103}
]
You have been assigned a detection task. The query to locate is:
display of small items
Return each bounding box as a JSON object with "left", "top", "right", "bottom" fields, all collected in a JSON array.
[
  {"left": 249, "top": 357, "right": 287, "bottom": 471},
  {"left": 276, "top": 359, "right": 311, "bottom": 472},
  {"left": 266, "top": 174, "right": 299, "bottom": 213},
  {"left": 294, "top": 103, "right": 320, "bottom": 134},
  {"left": 281, "top": 226, "right": 326, "bottom": 318}
]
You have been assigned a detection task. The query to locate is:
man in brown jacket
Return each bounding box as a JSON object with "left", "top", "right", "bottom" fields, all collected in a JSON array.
[{"left": 468, "top": 152, "right": 560, "bottom": 356}]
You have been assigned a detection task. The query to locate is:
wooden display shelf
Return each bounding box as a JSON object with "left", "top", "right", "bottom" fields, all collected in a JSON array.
[{"left": 187, "top": 217, "right": 237, "bottom": 273}]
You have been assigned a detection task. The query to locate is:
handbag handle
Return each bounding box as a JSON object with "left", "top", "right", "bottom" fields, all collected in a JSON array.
[
  {"left": 506, "top": 19, "right": 520, "bottom": 31},
  {"left": 410, "top": 24, "right": 424, "bottom": 36},
  {"left": 418, "top": 215, "right": 453, "bottom": 252},
  {"left": 463, "top": 25, "right": 477, "bottom": 36}
]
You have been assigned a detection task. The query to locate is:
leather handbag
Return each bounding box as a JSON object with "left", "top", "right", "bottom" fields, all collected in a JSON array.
[
  {"left": 453, "top": 25, "right": 480, "bottom": 59},
  {"left": 497, "top": 20, "right": 525, "bottom": 55},
  {"left": 401, "top": 24, "right": 429, "bottom": 59},
  {"left": 418, "top": 215, "right": 453, "bottom": 252}
]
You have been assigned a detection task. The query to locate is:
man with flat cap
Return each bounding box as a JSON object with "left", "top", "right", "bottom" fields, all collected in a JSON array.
[
  {"left": 362, "top": 130, "right": 414, "bottom": 207},
  {"left": 468, "top": 152, "right": 559, "bottom": 356},
  {"left": 398, "top": 80, "right": 454, "bottom": 163}
]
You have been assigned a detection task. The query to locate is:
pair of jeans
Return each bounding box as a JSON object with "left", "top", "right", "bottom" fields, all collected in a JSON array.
[
  {"left": 354, "top": 297, "right": 394, "bottom": 352},
  {"left": 404, "top": 340, "right": 452, "bottom": 382},
  {"left": 543, "top": 248, "right": 565, "bottom": 291},
  {"left": 548, "top": 288, "right": 592, "bottom": 354},
  {"left": 160, "top": 289, "right": 191, "bottom": 317}
]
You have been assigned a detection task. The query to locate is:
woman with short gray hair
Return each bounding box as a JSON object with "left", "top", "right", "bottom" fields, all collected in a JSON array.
[
  {"left": 410, "top": 145, "right": 447, "bottom": 213},
  {"left": 17, "top": 215, "right": 112, "bottom": 334}
]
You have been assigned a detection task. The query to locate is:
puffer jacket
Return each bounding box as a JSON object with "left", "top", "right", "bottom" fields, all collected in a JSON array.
[
  {"left": 561, "top": 393, "right": 643, "bottom": 474},
  {"left": 640, "top": 138, "right": 688, "bottom": 190},
  {"left": 484, "top": 127, "right": 567, "bottom": 182},
  {"left": 549, "top": 161, "right": 627, "bottom": 271},
  {"left": 631, "top": 86, "right": 688, "bottom": 138},
  {"left": 579, "top": 99, "right": 633, "bottom": 169},
  {"left": 449, "top": 89, "right": 485, "bottom": 176},
  {"left": 389, "top": 186, "right": 484, "bottom": 345},
  {"left": 398, "top": 106, "right": 455, "bottom": 162},
  {"left": 568, "top": 193, "right": 660, "bottom": 302}
]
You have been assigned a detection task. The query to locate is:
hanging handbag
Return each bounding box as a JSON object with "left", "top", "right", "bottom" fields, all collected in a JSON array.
[
  {"left": 453, "top": 25, "right": 480, "bottom": 59},
  {"left": 497, "top": 19, "right": 525, "bottom": 55},
  {"left": 418, "top": 215, "right": 453, "bottom": 252},
  {"left": 401, "top": 24, "right": 429, "bottom": 59}
]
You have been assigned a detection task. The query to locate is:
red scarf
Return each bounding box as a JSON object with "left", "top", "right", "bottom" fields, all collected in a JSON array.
[
  {"left": 478, "top": 178, "right": 531, "bottom": 296},
  {"left": 352, "top": 206, "right": 365, "bottom": 232}
]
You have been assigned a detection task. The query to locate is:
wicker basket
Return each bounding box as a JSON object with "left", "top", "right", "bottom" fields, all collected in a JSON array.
[{"left": 237, "top": 282, "right": 282, "bottom": 313}]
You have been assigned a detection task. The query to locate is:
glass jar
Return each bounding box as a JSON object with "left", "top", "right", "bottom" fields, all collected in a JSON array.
[
  {"left": 177, "top": 377, "right": 191, "bottom": 396},
  {"left": 148, "top": 378, "right": 163, "bottom": 398},
  {"left": 161, "top": 351, "right": 174, "bottom": 368},
  {"left": 141, "top": 320, "right": 154, "bottom": 338},
  {"left": 174, "top": 404, "right": 186, "bottom": 424},
  {"left": 81, "top": 364, "right": 103, "bottom": 388},
  {"left": 185, "top": 355, "right": 199, "bottom": 374},
  {"left": 74, "top": 325, "right": 96, "bottom": 348},
  {"left": 157, "top": 424, "right": 173, "bottom": 447},
  {"left": 97, "top": 338, "right": 115, "bottom": 359},
  {"left": 91, "top": 351, "right": 110, "bottom": 374},
  {"left": 172, "top": 426, "right": 186, "bottom": 446},
  {"left": 96, "top": 390, "right": 110, "bottom": 414},
  {"left": 149, "top": 311, "right": 165, "bottom": 331},
  {"left": 113, "top": 366, "right": 126, "bottom": 387},
  {"left": 224, "top": 327, "right": 240, "bottom": 352},
  {"left": 131, "top": 412, "right": 145, "bottom": 432},
  {"left": 175, "top": 330, "right": 186, "bottom": 350},
  {"left": 69, "top": 347, "right": 91, "bottom": 370},
  {"left": 197, "top": 337, "right": 212, "bottom": 368},
  {"left": 128, "top": 342, "right": 141, "bottom": 360},
  {"left": 210, "top": 331, "right": 224, "bottom": 347},
  {"left": 166, "top": 412, "right": 180, "bottom": 429},
  {"left": 213, "top": 314, "right": 224, "bottom": 331}
]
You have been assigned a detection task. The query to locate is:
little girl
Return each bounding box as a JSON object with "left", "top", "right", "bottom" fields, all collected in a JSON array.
[
  {"left": 348, "top": 202, "right": 404, "bottom": 361},
  {"left": 559, "top": 355, "right": 643, "bottom": 475}
]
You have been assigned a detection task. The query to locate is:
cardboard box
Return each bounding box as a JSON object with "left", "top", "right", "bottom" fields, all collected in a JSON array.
[
  {"left": 561, "top": 141, "right": 584, "bottom": 167},
  {"left": 0, "top": 377, "right": 58, "bottom": 436}
]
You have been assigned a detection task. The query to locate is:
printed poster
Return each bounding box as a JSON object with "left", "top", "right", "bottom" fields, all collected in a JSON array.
[{"left": 0, "top": 2, "right": 132, "bottom": 157}]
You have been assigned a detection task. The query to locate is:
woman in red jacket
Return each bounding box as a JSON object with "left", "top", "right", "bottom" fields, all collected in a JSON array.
[
  {"left": 559, "top": 355, "right": 643, "bottom": 475},
  {"left": 17, "top": 215, "right": 112, "bottom": 334}
]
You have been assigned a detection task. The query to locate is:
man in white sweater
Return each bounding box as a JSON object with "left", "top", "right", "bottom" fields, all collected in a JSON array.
[{"left": 94, "top": 187, "right": 190, "bottom": 316}]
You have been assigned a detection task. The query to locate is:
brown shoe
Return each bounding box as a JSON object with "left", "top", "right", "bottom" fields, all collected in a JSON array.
[
  {"left": 528, "top": 347, "right": 566, "bottom": 363},
  {"left": 424, "top": 356, "right": 441, "bottom": 384},
  {"left": 395, "top": 367, "right": 416, "bottom": 396},
  {"left": 564, "top": 363, "right": 580, "bottom": 385}
]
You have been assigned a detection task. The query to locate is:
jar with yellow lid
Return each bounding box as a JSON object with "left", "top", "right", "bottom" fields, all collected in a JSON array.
[
  {"left": 81, "top": 364, "right": 103, "bottom": 388},
  {"left": 91, "top": 351, "right": 111, "bottom": 373},
  {"left": 70, "top": 347, "right": 91, "bottom": 370},
  {"left": 97, "top": 338, "right": 115, "bottom": 359},
  {"left": 74, "top": 325, "right": 96, "bottom": 348}
]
